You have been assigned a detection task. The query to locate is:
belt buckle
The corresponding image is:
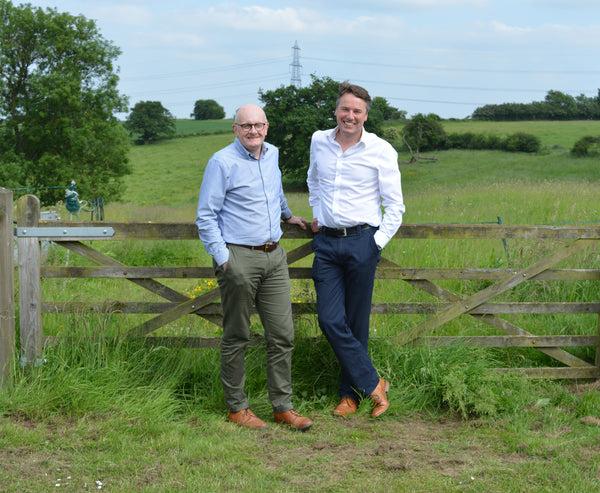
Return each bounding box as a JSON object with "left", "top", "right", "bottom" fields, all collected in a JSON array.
[
  {"left": 264, "top": 241, "right": 275, "bottom": 251},
  {"left": 339, "top": 228, "right": 348, "bottom": 237}
]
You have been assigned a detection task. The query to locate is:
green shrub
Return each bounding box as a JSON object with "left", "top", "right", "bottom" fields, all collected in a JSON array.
[
  {"left": 444, "top": 131, "right": 540, "bottom": 153},
  {"left": 571, "top": 135, "right": 600, "bottom": 156},
  {"left": 503, "top": 132, "right": 541, "bottom": 153},
  {"left": 486, "top": 133, "right": 504, "bottom": 150},
  {"left": 446, "top": 132, "right": 476, "bottom": 149},
  {"left": 372, "top": 340, "right": 538, "bottom": 419},
  {"left": 469, "top": 132, "right": 491, "bottom": 150}
]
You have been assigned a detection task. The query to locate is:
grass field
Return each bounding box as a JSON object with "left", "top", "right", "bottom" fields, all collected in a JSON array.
[
  {"left": 2, "top": 120, "right": 600, "bottom": 492},
  {"left": 174, "top": 118, "right": 233, "bottom": 135},
  {"left": 442, "top": 119, "right": 600, "bottom": 150}
]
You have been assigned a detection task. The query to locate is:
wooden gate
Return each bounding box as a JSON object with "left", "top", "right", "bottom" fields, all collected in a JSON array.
[{"left": 12, "top": 194, "right": 600, "bottom": 379}]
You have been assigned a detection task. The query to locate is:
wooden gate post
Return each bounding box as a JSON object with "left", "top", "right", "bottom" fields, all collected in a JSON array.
[
  {"left": 0, "top": 188, "right": 16, "bottom": 386},
  {"left": 17, "top": 195, "right": 43, "bottom": 365}
]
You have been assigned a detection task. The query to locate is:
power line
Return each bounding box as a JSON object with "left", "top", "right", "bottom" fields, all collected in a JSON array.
[
  {"left": 303, "top": 56, "right": 600, "bottom": 75},
  {"left": 121, "top": 57, "right": 290, "bottom": 82},
  {"left": 386, "top": 96, "right": 479, "bottom": 106},
  {"left": 125, "top": 73, "right": 289, "bottom": 98},
  {"left": 351, "top": 78, "right": 554, "bottom": 94}
]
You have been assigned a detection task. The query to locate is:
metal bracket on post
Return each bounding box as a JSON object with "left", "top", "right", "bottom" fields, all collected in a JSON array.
[{"left": 15, "top": 227, "right": 115, "bottom": 238}]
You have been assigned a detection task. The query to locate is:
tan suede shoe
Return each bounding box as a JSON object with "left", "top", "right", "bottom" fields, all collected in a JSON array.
[
  {"left": 333, "top": 396, "right": 359, "bottom": 417},
  {"left": 273, "top": 409, "right": 314, "bottom": 431},
  {"left": 228, "top": 408, "right": 269, "bottom": 429},
  {"left": 369, "top": 378, "right": 390, "bottom": 418}
]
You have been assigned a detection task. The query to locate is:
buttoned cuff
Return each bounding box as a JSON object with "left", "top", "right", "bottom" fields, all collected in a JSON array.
[
  {"left": 281, "top": 207, "right": 293, "bottom": 221},
  {"left": 213, "top": 247, "right": 230, "bottom": 267},
  {"left": 373, "top": 230, "right": 388, "bottom": 250}
]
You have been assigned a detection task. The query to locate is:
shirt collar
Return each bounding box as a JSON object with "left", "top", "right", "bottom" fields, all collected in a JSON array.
[
  {"left": 233, "top": 137, "right": 270, "bottom": 160},
  {"left": 327, "top": 126, "right": 370, "bottom": 148}
]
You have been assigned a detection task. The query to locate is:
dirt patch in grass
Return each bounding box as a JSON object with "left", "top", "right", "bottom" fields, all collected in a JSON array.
[{"left": 258, "top": 414, "right": 531, "bottom": 489}]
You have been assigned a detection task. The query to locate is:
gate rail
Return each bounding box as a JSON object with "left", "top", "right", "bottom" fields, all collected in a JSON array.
[{"left": 6, "top": 193, "right": 600, "bottom": 381}]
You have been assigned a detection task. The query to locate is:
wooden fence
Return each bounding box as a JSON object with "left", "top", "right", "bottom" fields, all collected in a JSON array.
[{"left": 3, "top": 191, "right": 600, "bottom": 382}]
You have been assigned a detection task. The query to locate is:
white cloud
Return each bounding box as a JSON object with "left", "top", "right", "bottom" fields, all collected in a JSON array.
[
  {"left": 524, "top": 0, "right": 599, "bottom": 7},
  {"left": 296, "top": 0, "right": 489, "bottom": 10},
  {"left": 491, "top": 21, "right": 535, "bottom": 34},
  {"left": 486, "top": 20, "right": 600, "bottom": 51},
  {"left": 195, "top": 4, "right": 309, "bottom": 32},
  {"left": 173, "top": 3, "right": 407, "bottom": 43},
  {"left": 90, "top": 5, "right": 154, "bottom": 27}
]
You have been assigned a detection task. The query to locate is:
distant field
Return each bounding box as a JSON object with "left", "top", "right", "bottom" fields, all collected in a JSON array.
[
  {"left": 124, "top": 132, "right": 233, "bottom": 208},
  {"left": 123, "top": 120, "right": 600, "bottom": 214},
  {"left": 174, "top": 118, "right": 233, "bottom": 135},
  {"left": 440, "top": 119, "right": 600, "bottom": 150}
]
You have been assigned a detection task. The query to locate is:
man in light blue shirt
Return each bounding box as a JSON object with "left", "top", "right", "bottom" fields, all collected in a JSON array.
[{"left": 196, "top": 104, "right": 313, "bottom": 431}]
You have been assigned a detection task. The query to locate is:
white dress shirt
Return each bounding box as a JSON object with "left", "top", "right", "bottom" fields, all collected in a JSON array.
[{"left": 307, "top": 126, "right": 405, "bottom": 249}]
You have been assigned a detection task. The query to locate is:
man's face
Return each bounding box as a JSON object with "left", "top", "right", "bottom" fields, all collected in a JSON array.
[
  {"left": 233, "top": 105, "right": 269, "bottom": 156},
  {"left": 334, "top": 93, "right": 368, "bottom": 140}
]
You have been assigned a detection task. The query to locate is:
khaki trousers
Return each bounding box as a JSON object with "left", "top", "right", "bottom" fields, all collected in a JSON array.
[{"left": 214, "top": 244, "right": 294, "bottom": 413}]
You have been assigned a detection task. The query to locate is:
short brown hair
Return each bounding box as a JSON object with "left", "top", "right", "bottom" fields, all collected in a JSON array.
[{"left": 336, "top": 81, "right": 372, "bottom": 112}]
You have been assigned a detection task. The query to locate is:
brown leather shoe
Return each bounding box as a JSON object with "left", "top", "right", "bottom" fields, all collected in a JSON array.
[
  {"left": 273, "top": 409, "right": 314, "bottom": 431},
  {"left": 369, "top": 378, "right": 390, "bottom": 418},
  {"left": 333, "top": 396, "right": 359, "bottom": 417},
  {"left": 228, "top": 408, "right": 269, "bottom": 429}
]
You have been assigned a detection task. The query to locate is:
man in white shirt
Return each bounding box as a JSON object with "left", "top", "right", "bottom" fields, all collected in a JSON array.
[{"left": 307, "top": 82, "right": 405, "bottom": 418}]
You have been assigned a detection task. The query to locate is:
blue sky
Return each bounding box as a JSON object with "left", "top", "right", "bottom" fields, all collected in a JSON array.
[{"left": 29, "top": 0, "right": 600, "bottom": 120}]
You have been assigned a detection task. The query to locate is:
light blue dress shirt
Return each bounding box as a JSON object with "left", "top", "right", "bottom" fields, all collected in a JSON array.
[{"left": 196, "top": 138, "right": 292, "bottom": 266}]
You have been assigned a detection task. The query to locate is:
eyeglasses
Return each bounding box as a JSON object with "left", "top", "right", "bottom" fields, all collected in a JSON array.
[{"left": 235, "top": 122, "right": 267, "bottom": 132}]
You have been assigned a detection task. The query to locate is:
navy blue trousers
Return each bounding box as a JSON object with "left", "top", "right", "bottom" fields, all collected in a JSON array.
[{"left": 311, "top": 226, "right": 381, "bottom": 400}]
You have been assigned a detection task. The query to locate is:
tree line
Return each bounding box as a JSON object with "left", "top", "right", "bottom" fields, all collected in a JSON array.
[{"left": 472, "top": 90, "right": 600, "bottom": 121}]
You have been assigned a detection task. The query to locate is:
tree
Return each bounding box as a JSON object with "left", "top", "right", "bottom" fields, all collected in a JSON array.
[
  {"left": 259, "top": 75, "right": 386, "bottom": 188},
  {"left": 191, "top": 99, "right": 225, "bottom": 120},
  {"left": 544, "top": 90, "right": 577, "bottom": 120},
  {"left": 124, "top": 101, "right": 176, "bottom": 145},
  {"left": 402, "top": 113, "right": 446, "bottom": 158},
  {"left": 371, "top": 97, "right": 406, "bottom": 121},
  {"left": 0, "top": 1, "right": 131, "bottom": 206}
]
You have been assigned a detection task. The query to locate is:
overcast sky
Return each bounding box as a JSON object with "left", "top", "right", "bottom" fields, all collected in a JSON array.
[{"left": 29, "top": 0, "right": 600, "bottom": 120}]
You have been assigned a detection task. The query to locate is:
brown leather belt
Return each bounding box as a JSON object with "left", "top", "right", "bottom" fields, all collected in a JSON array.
[{"left": 228, "top": 242, "right": 279, "bottom": 252}]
